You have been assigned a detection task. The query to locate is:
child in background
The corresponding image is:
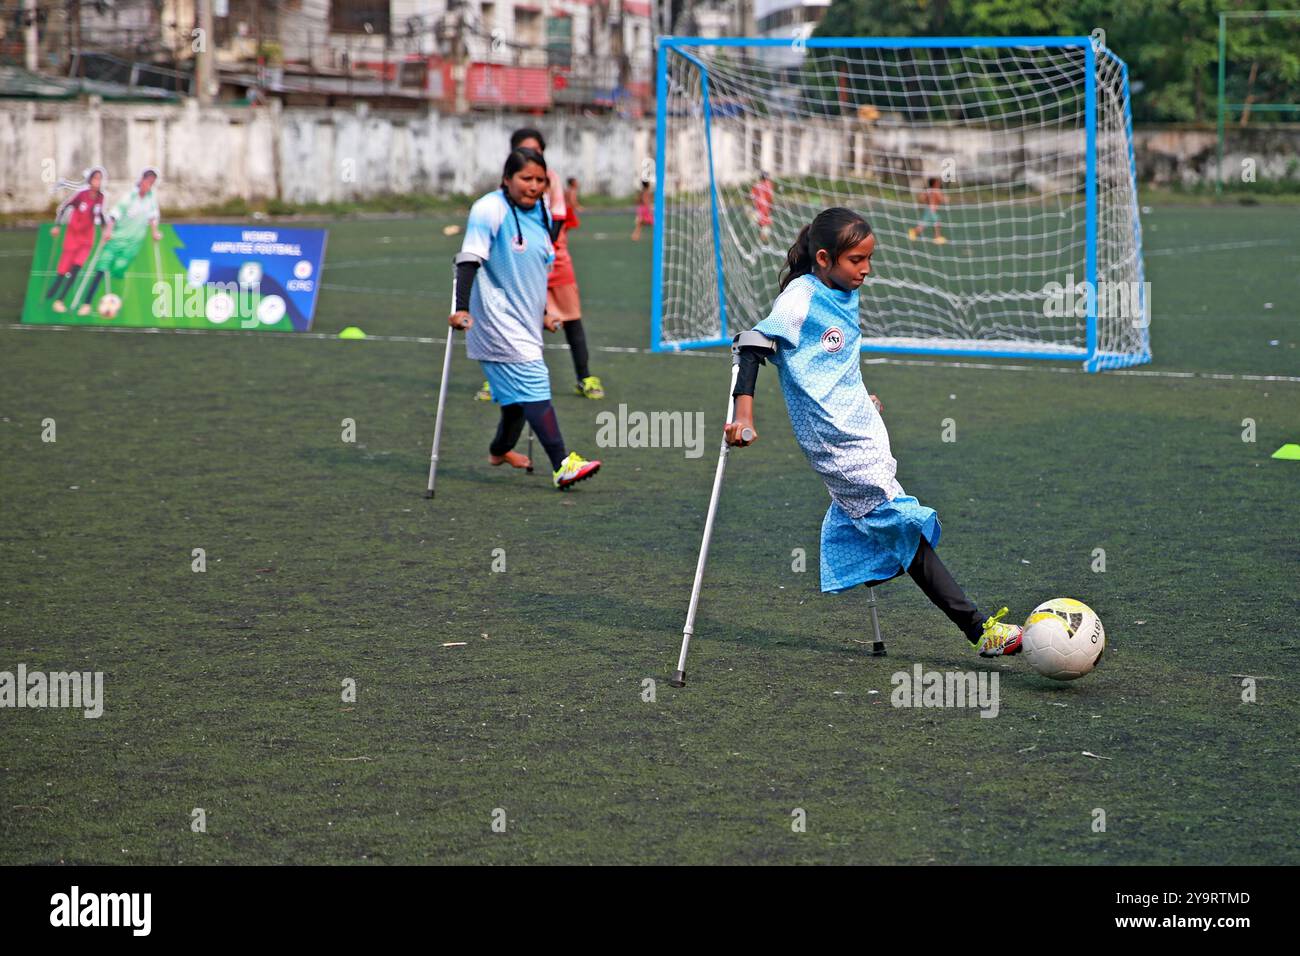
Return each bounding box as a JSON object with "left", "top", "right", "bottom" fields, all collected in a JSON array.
[
  {"left": 726, "top": 207, "right": 1022, "bottom": 657},
  {"left": 450, "top": 147, "right": 602, "bottom": 491},
  {"left": 908, "top": 177, "right": 947, "bottom": 244},
  {"left": 631, "top": 181, "right": 653, "bottom": 242},
  {"left": 751, "top": 171, "right": 774, "bottom": 244},
  {"left": 564, "top": 177, "right": 582, "bottom": 227}
]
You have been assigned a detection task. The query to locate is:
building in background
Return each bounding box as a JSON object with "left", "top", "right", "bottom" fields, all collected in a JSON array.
[
  {"left": 9, "top": 0, "right": 658, "bottom": 114},
  {"left": 752, "top": 0, "right": 828, "bottom": 67}
]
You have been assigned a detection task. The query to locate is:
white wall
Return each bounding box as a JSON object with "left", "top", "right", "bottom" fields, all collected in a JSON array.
[
  {"left": 0, "top": 99, "right": 655, "bottom": 213},
  {"left": 4, "top": 98, "right": 1296, "bottom": 214}
]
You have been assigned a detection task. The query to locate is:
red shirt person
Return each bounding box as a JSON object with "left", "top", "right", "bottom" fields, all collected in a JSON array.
[
  {"left": 46, "top": 166, "right": 107, "bottom": 312},
  {"left": 751, "top": 173, "right": 774, "bottom": 232}
]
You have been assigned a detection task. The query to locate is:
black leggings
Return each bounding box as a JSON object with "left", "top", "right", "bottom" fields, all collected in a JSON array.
[
  {"left": 868, "top": 537, "right": 985, "bottom": 642},
  {"left": 562, "top": 319, "right": 590, "bottom": 381},
  {"left": 79, "top": 270, "right": 106, "bottom": 306},
  {"left": 46, "top": 264, "right": 80, "bottom": 300},
  {"left": 490, "top": 401, "right": 567, "bottom": 471}
]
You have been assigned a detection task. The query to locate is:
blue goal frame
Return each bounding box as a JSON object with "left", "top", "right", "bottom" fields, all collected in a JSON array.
[{"left": 651, "top": 36, "right": 1148, "bottom": 372}]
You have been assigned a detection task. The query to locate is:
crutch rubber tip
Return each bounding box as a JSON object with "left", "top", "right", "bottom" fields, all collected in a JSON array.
[
  {"left": 424, "top": 490, "right": 435, "bottom": 499},
  {"left": 526, "top": 465, "right": 534, "bottom": 473},
  {"left": 871, "top": 642, "right": 886, "bottom": 657},
  {"left": 668, "top": 670, "right": 687, "bottom": 688}
]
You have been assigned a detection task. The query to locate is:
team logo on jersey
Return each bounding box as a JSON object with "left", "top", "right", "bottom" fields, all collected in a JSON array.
[{"left": 821, "top": 327, "right": 845, "bottom": 353}]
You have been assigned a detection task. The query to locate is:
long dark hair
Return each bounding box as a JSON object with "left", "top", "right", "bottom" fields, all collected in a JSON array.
[
  {"left": 779, "top": 207, "right": 873, "bottom": 292},
  {"left": 510, "top": 127, "right": 546, "bottom": 151},
  {"left": 502, "top": 146, "right": 547, "bottom": 183},
  {"left": 500, "top": 147, "right": 551, "bottom": 245}
]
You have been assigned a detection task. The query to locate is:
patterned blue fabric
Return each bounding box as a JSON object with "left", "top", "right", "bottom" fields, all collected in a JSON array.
[
  {"left": 459, "top": 189, "right": 555, "bottom": 364},
  {"left": 480, "top": 359, "right": 552, "bottom": 406},
  {"left": 820, "top": 496, "right": 940, "bottom": 593},
  {"left": 751, "top": 272, "right": 945, "bottom": 594},
  {"left": 753, "top": 273, "right": 904, "bottom": 519}
]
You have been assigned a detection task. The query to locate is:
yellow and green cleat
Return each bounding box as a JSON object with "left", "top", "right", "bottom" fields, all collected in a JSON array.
[
  {"left": 974, "top": 607, "right": 1024, "bottom": 657},
  {"left": 474, "top": 380, "right": 493, "bottom": 402}
]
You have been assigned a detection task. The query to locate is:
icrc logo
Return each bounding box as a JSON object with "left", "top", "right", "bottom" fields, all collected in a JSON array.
[{"left": 821, "top": 326, "right": 845, "bottom": 353}]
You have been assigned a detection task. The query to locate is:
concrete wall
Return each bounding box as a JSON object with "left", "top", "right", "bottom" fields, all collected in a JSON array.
[
  {"left": 1, "top": 98, "right": 1295, "bottom": 214},
  {"left": 0, "top": 99, "right": 655, "bottom": 214}
]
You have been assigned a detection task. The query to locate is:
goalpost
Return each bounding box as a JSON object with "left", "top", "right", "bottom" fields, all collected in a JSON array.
[{"left": 652, "top": 36, "right": 1149, "bottom": 372}]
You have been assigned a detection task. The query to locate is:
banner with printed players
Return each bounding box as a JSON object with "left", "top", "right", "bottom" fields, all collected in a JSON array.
[{"left": 23, "top": 171, "right": 327, "bottom": 332}]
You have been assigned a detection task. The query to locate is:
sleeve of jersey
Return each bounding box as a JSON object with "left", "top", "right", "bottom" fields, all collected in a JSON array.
[
  {"left": 54, "top": 193, "right": 76, "bottom": 224},
  {"left": 460, "top": 195, "right": 505, "bottom": 262},
  {"left": 752, "top": 280, "right": 813, "bottom": 351},
  {"left": 109, "top": 194, "right": 130, "bottom": 222}
]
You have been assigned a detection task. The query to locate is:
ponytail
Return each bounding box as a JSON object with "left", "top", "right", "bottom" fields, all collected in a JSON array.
[
  {"left": 778, "top": 207, "right": 873, "bottom": 292},
  {"left": 779, "top": 225, "right": 815, "bottom": 292}
]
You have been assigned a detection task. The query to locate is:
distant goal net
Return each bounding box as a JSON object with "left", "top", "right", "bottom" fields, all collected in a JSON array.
[{"left": 652, "top": 37, "right": 1149, "bottom": 371}]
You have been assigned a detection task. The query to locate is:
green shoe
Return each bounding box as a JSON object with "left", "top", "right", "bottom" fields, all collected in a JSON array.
[
  {"left": 574, "top": 375, "right": 605, "bottom": 399},
  {"left": 474, "top": 380, "right": 492, "bottom": 402}
]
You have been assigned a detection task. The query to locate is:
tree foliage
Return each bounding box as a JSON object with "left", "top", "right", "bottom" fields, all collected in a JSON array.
[{"left": 815, "top": 0, "right": 1300, "bottom": 123}]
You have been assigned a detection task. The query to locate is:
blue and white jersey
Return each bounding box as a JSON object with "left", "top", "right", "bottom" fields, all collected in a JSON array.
[
  {"left": 459, "top": 189, "right": 555, "bottom": 363},
  {"left": 753, "top": 273, "right": 904, "bottom": 518}
]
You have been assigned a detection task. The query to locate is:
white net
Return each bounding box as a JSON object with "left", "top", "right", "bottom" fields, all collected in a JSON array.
[{"left": 656, "top": 40, "right": 1148, "bottom": 370}]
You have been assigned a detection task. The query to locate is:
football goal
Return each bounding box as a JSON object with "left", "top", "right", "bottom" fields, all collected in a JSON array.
[{"left": 652, "top": 36, "right": 1149, "bottom": 371}]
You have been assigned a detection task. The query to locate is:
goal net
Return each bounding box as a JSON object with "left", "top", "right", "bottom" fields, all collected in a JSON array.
[{"left": 652, "top": 37, "right": 1149, "bottom": 371}]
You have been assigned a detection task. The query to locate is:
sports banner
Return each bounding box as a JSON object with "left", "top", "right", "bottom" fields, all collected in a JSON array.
[{"left": 22, "top": 223, "right": 328, "bottom": 331}]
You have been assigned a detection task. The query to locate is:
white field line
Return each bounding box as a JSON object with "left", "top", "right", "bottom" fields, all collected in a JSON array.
[
  {"left": 1144, "top": 238, "right": 1292, "bottom": 257},
  {"left": 5, "top": 322, "right": 1298, "bottom": 383}
]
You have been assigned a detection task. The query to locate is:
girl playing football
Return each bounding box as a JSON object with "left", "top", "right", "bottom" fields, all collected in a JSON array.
[
  {"left": 631, "top": 180, "right": 654, "bottom": 242},
  {"left": 725, "top": 207, "right": 1022, "bottom": 656},
  {"left": 47, "top": 166, "right": 107, "bottom": 313},
  {"left": 478, "top": 129, "right": 604, "bottom": 402},
  {"left": 908, "top": 177, "right": 947, "bottom": 244},
  {"left": 449, "top": 147, "right": 601, "bottom": 491}
]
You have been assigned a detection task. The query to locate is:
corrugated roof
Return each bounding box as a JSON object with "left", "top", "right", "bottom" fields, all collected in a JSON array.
[{"left": 0, "top": 66, "right": 181, "bottom": 101}]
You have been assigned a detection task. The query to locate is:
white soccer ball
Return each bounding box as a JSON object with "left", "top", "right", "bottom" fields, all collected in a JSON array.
[
  {"left": 1022, "top": 598, "right": 1105, "bottom": 681},
  {"left": 205, "top": 292, "right": 235, "bottom": 324},
  {"left": 97, "top": 294, "right": 122, "bottom": 319}
]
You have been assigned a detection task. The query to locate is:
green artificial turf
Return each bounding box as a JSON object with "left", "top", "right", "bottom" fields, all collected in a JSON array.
[{"left": 0, "top": 203, "right": 1296, "bottom": 864}]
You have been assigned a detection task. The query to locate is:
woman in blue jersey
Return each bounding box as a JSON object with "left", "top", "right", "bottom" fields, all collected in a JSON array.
[
  {"left": 725, "top": 207, "right": 1022, "bottom": 656},
  {"left": 449, "top": 148, "right": 601, "bottom": 490}
]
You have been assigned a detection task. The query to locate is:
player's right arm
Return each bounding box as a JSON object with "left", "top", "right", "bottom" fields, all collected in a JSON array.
[
  {"left": 727, "top": 330, "right": 778, "bottom": 447},
  {"left": 102, "top": 193, "right": 128, "bottom": 242},
  {"left": 52, "top": 194, "right": 72, "bottom": 234},
  {"left": 725, "top": 395, "right": 757, "bottom": 447},
  {"left": 449, "top": 194, "right": 505, "bottom": 330}
]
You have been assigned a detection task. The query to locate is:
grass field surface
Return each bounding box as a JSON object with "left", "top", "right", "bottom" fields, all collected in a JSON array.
[{"left": 1, "top": 203, "right": 1296, "bottom": 864}]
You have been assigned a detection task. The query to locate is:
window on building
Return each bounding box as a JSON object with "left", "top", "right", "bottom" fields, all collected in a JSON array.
[
  {"left": 515, "top": 8, "right": 543, "bottom": 48},
  {"left": 547, "top": 15, "right": 573, "bottom": 68},
  {"left": 330, "top": 0, "right": 391, "bottom": 35}
]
